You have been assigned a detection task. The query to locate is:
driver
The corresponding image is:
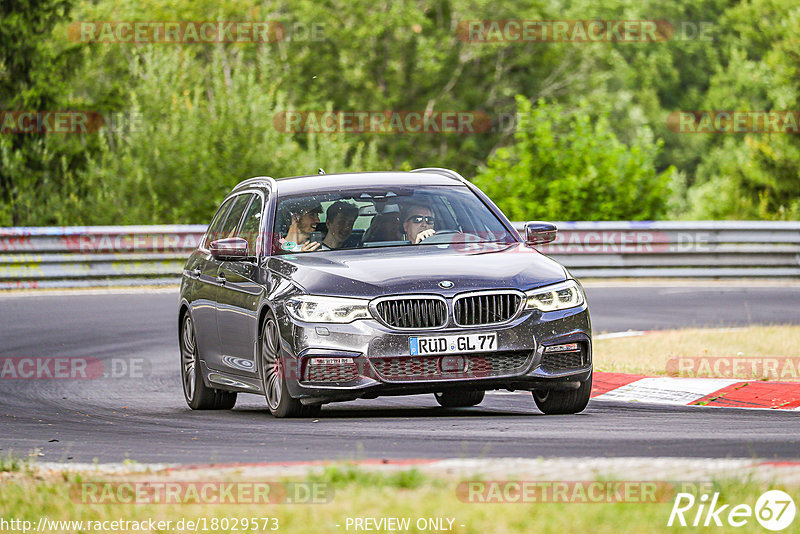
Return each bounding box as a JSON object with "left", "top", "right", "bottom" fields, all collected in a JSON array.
[{"left": 402, "top": 202, "right": 436, "bottom": 244}]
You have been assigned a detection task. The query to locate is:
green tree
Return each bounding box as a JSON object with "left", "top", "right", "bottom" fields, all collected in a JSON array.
[
  {"left": 5, "top": 0, "right": 799, "bottom": 225},
  {"left": 72, "top": 46, "right": 380, "bottom": 224},
  {"left": 0, "top": 0, "right": 83, "bottom": 225},
  {"left": 472, "top": 96, "right": 673, "bottom": 221},
  {"left": 683, "top": 0, "right": 800, "bottom": 219}
]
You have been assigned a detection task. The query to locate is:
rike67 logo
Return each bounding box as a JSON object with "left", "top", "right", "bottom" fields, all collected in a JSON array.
[{"left": 668, "top": 490, "right": 796, "bottom": 531}]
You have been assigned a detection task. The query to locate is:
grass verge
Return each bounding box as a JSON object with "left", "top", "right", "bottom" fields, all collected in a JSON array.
[
  {"left": 1, "top": 466, "right": 797, "bottom": 534},
  {"left": 594, "top": 325, "right": 800, "bottom": 379}
]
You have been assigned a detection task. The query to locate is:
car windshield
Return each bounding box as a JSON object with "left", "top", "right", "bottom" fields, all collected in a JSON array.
[{"left": 272, "top": 185, "right": 517, "bottom": 254}]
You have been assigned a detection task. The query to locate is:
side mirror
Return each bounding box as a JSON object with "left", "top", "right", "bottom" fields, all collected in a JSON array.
[
  {"left": 524, "top": 221, "right": 557, "bottom": 245},
  {"left": 210, "top": 237, "right": 250, "bottom": 260}
]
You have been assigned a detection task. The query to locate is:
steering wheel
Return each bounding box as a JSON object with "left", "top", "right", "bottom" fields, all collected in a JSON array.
[{"left": 420, "top": 229, "right": 481, "bottom": 244}]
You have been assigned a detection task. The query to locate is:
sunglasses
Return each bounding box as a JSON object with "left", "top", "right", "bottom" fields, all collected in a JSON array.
[{"left": 406, "top": 215, "right": 435, "bottom": 225}]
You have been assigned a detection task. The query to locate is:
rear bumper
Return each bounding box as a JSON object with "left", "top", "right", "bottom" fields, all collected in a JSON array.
[{"left": 281, "top": 304, "right": 592, "bottom": 403}]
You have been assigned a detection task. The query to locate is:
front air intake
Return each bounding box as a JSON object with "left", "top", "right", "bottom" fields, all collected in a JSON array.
[
  {"left": 374, "top": 296, "right": 447, "bottom": 329},
  {"left": 453, "top": 292, "right": 522, "bottom": 326},
  {"left": 540, "top": 343, "right": 587, "bottom": 372}
]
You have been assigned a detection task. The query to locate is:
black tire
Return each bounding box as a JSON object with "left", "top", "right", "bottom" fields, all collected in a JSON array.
[
  {"left": 180, "top": 313, "right": 237, "bottom": 410},
  {"left": 532, "top": 373, "right": 592, "bottom": 415},
  {"left": 434, "top": 390, "right": 485, "bottom": 407},
  {"left": 259, "top": 311, "right": 321, "bottom": 418}
]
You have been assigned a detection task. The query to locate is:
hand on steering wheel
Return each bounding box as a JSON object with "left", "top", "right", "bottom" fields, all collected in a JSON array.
[{"left": 414, "top": 229, "right": 436, "bottom": 243}]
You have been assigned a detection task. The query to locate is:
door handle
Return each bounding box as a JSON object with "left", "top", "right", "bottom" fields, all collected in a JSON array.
[
  {"left": 192, "top": 268, "right": 201, "bottom": 278},
  {"left": 216, "top": 273, "right": 226, "bottom": 285}
]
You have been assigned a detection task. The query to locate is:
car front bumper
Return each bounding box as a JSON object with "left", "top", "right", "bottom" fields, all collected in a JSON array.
[{"left": 280, "top": 305, "right": 592, "bottom": 403}]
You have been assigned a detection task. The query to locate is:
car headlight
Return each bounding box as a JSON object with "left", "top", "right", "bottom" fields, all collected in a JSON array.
[
  {"left": 284, "top": 295, "right": 371, "bottom": 323},
  {"left": 525, "top": 280, "right": 585, "bottom": 312}
]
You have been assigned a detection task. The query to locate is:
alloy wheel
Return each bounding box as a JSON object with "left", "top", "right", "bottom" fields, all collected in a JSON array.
[
  {"left": 261, "top": 318, "right": 283, "bottom": 411},
  {"left": 181, "top": 315, "right": 197, "bottom": 402}
]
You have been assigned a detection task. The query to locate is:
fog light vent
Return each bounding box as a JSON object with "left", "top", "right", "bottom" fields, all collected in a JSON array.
[
  {"left": 541, "top": 343, "right": 585, "bottom": 371},
  {"left": 303, "top": 357, "right": 359, "bottom": 383}
]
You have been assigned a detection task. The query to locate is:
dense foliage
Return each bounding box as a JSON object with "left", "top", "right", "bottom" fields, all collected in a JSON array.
[
  {"left": 473, "top": 97, "right": 673, "bottom": 221},
  {"left": 1, "top": 0, "right": 798, "bottom": 225}
]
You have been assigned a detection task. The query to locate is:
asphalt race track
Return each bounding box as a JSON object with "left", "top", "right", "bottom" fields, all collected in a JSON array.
[{"left": 1, "top": 285, "right": 799, "bottom": 464}]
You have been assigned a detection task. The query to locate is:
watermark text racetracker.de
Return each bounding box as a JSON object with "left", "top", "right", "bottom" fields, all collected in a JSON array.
[
  {"left": 0, "top": 230, "right": 204, "bottom": 254},
  {"left": 668, "top": 111, "right": 800, "bottom": 134},
  {"left": 0, "top": 111, "right": 144, "bottom": 134},
  {"left": 667, "top": 357, "right": 800, "bottom": 381},
  {"left": 273, "top": 111, "right": 491, "bottom": 134},
  {"left": 536, "top": 229, "right": 713, "bottom": 254},
  {"left": 73, "top": 481, "right": 330, "bottom": 504},
  {"left": 0, "top": 357, "right": 149, "bottom": 380},
  {"left": 68, "top": 21, "right": 326, "bottom": 43},
  {"left": 457, "top": 480, "right": 714, "bottom": 503},
  {"left": 456, "top": 20, "right": 713, "bottom": 42}
]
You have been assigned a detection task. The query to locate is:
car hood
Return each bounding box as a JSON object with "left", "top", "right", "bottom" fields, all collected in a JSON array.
[{"left": 267, "top": 243, "right": 567, "bottom": 298}]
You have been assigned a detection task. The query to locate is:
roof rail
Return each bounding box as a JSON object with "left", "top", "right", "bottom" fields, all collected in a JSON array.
[
  {"left": 232, "top": 176, "right": 278, "bottom": 192},
  {"left": 410, "top": 167, "right": 468, "bottom": 184}
]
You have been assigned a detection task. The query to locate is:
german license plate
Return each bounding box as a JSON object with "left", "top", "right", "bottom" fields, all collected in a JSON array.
[{"left": 409, "top": 333, "right": 497, "bottom": 356}]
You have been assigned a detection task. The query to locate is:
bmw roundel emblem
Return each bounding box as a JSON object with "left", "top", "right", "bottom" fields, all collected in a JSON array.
[{"left": 438, "top": 280, "right": 454, "bottom": 289}]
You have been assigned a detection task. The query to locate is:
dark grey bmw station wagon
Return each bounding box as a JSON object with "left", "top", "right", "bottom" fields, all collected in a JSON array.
[{"left": 178, "top": 168, "right": 592, "bottom": 417}]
